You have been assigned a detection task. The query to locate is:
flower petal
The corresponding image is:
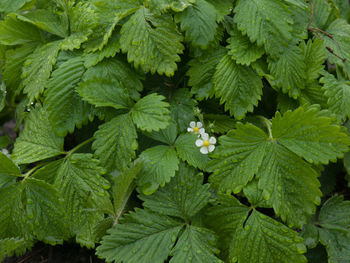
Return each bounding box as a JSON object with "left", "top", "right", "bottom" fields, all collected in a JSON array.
[
  {"left": 187, "top": 128, "right": 193, "bottom": 132},
  {"left": 200, "top": 146, "right": 209, "bottom": 154},
  {"left": 196, "top": 139, "right": 204, "bottom": 147},
  {"left": 197, "top": 122, "right": 203, "bottom": 128},
  {"left": 199, "top": 128, "right": 205, "bottom": 134},
  {"left": 201, "top": 133, "right": 209, "bottom": 140},
  {"left": 208, "top": 145, "right": 215, "bottom": 152},
  {"left": 190, "top": 121, "right": 196, "bottom": 128},
  {"left": 209, "top": 137, "right": 216, "bottom": 144}
]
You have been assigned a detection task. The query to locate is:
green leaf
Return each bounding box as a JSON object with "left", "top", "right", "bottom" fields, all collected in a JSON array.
[
  {"left": 320, "top": 71, "right": 350, "bottom": 120},
  {"left": 0, "top": 0, "right": 32, "bottom": 13},
  {"left": 187, "top": 47, "right": 226, "bottom": 100},
  {"left": 175, "top": 133, "right": 210, "bottom": 170},
  {"left": 0, "top": 152, "right": 20, "bottom": 177},
  {"left": 146, "top": 121, "right": 178, "bottom": 145},
  {"left": 137, "top": 145, "right": 179, "bottom": 194},
  {"left": 24, "top": 178, "right": 69, "bottom": 244},
  {"left": 272, "top": 107, "right": 350, "bottom": 164},
  {"left": 206, "top": 0, "right": 233, "bottom": 21},
  {"left": 17, "top": 10, "right": 68, "bottom": 37},
  {"left": 120, "top": 7, "right": 184, "bottom": 76},
  {"left": 175, "top": 0, "right": 218, "bottom": 49},
  {"left": 309, "top": 0, "right": 332, "bottom": 29},
  {"left": 0, "top": 14, "right": 42, "bottom": 45},
  {"left": 170, "top": 225, "right": 222, "bottom": 263},
  {"left": 54, "top": 153, "right": 111, "bottom": 246},
  {"left": 233, "top": 210, "right": 307, "bottom": 263},
  {"left": 22, "top": 40, "right": 62, "bottom": 100},
  {"left": 324, "top": 19, "right": 350, "bottom": 65},
  {"left": 32, "top": 159, "right": 64, "bottom": 185},
  {"left": 82, "top": 58, "right": 143, "bottom": 101},
  {"left": 12, "top": 106, "right": 64, "bottom": 164},
  {"left": 92, "top": 114, "right": 138, "bottom": 172},
  {"left": 204, "top": 114, "right": 236, "bottom": 134},
  {"left": 268, "top": 45, "right": 306, "bottom": 99},
  {"left": 0, "top": 82, "right": 6, "bottom": 112},
  {"left": 44, "top": 56, "right": 91, "bottom": 136},
  {"left": 318, "top": 195, "right": 350, "bottom": 263},
  {"left": 131, "top": 93, "right": 170, "bottom": 132},
  {"left": 300, "top": 39, "right": 326, "bottom": 83},
  {"left": 213, "top": 54, "right": 263, "bottom": 119},
  {"left": 0, "top": 183, "right": 27, "bottom": 238},
  {"left": 227, "top": 25, "right": 264, "bottom": 65},
  {"left": 148, "top": 0, "right": 195, "bottom": 12},
  {"left": 233, "top": 0, "right": 294, "bottom": 57},
  {"left": 0, "top": 238, "right": 33, "bottom": 262},
  {"left": 140, "top": 163, "right": 210, "bottom": 220},
  {"left": 77, "top": 78, "right": 133, "bottom": 110},
  {"left": 208, "top": 122, "right": 268, "bottom": 193},
  {"left": 96, "top": 208, "right": 183, "bottom": 263}
]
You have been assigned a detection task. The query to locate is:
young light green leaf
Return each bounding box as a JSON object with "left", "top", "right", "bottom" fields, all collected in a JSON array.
[
  {"left": 22, "top": 40, "right": 62, "bottom": 100},
  {"left": 233, "top": 210, "right": 307, "bottom": 263},
  {"left": 131, "top": 93, "right": 170, "bottom": 132},
  {"left": 137, "top": 145, "right": 179, "bottom": 194},
  {"left": 175, "top": 133, "right": 210, "bottom": 170},
  {"left": 77, "top": 78, "right": 133, "bottom": 110},
  {"left": 0, "top": 14, "right": 42, "bottom": 45},
  {"left": 170, "top": 226, "right": 222, "bottom": 263},
  {"left": 92, "top": 114, "right": 138, "bottom": 172},
  {"left": 96, "top": 208, "right": 183, "bottom": 263},
  {"left": 44, "top": 56, "right": 91, "bottom": 136},
  {"left": 12, "top": 106, "right": 64, "bottom": 164},
  {"left": 213, "top": 55, "right": 263, "bottom": 119},
  {"left": 24, "top": 178, "right": 69, "bottom": 244},
  {"left": 120, "top": 7, "right": 184, "bottom": 76},
  {"left": 320, "top": 71, "right": 350, "bottom": 120},
  {"left": 175, "top": 0, "right": 218, "bottom": 49},
  {"left": 227, "top": 25, "right": 264, "bottom": 65},
  {"left": 140, "top": 163, "right": 210, "bottom": 220},
  {"left": 0, "top": 238, "right": 33, "bottom": 262}
]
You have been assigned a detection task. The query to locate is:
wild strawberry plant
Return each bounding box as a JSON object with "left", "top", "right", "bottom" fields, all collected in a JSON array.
[{"left": 0, "top": 0, "right": 350, "bottom": 262}]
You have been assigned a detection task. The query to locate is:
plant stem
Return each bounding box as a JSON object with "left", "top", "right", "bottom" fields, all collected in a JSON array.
[
  {"left": 66, "top": 137, "right": 94, "bottom": 158},
  {"left": 258, "top": 116, "right": 273, "bottom": 139}
]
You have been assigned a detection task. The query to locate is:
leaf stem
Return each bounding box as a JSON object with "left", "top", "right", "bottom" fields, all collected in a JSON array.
[
  {"left": 66, "top": 137, "right": 94, "bottom": 158},
  {"left": 258, "top": 116, "right": 273, "bottom": 139},
  {"left": 23, "top": 162, "right": 49, "bottom": 179}
]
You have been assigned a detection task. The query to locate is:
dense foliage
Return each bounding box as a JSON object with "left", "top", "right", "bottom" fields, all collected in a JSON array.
[{"left": 0, "top": 0, "right": 350, "bottom": 262}]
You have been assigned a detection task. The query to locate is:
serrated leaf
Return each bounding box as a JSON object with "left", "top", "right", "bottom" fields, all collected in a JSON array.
[
  {"left": 131, "top": 93, "right": 170, "bottom": 132},
  {"left": 137, "top": 145, "right": 179, "bottom": 194},
  {"left": 272, "top": 107, "right": 350, "bottom": 164},
  {"left": 170, "top": 89, "right": 197, "bottom": 131},
  {"left": 175, "top": 133, "right": 210, "bottom": 170},
  {"left": 227, "top": 25, "right": 264, "bottom": 65},
  {"left": 0, "top": 238, "right": 33, "bottom": 262},
  {"left": 32, "top": 159, "right": 64, "bottom": 185},
  {"left": 12, "top": 106, "right": 64, "bottom": 164},
  {"left": 175, "top": 0, "right": 218, "bottom": 49},
  {"left": 54, "top": 153, "right": 111, "bottom": 246},
  {"left": 77, "top": 78, "right": 133, "bottom": 110},
  {"left": 140, "top": 163, "right": 210, "bottom": 220},
  {"left": 24, "top": 178, "right": 69, "bottom": 244},
  {"left": 120, "top": 7, "right": 184, "bottom": 76},
  {"left": 83, "top": 58, "right": 143, "bottom": 101},
  {"left": 309, "top": 0, "right": 332, "bottom": 30},
  {"left": 96, "top": 208, "right": 183, "bottom": 263},
  {"left": 320, "top": 71, "right": 350, "bottom": 120},
  {"left": 17, "top": 10, "right": 68, "bottom": 37},
  {"left": 170, "top": 225, "right": 222, "bottom": 263},
  {"left": 22, "top": 40, "right": 62, "bottom": 100},
  {"left": 0, "top": 183, "right": 27, "bottom": 238},
  {"left": 147, "top": 121, "right": 178, "bottom": 145},
  {"left": 206, "top": 0, "right": 233, "bottom": 21},
  {"left": 0, "top": 14, "right": 42, "bottom": 45},
  {"left": 233, "top": 0, "right": 294, "bottom": 57},
  {"left": 213, "top": 54, "right": 263, "bottom": 119},
  {"left": 187, "top": 47, "right": 226, "bottom": 100},
  {"left": 148, "top": 0, "right": 194, "bottom": 12},
  {"left": 268, "top": 45, "right": 306, "bottom": 99},
  {"left": 92, "top": 114, "right": 137, "bottom": 172},
  {"left": 44, "top": 56, "right": 91, "bottom": 136},
  {"left": 233, "top": 210, "right": 307, "bottom": 263}
]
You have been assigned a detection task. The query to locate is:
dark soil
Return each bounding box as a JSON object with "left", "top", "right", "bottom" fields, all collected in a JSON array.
[{"left": 3, "top": 242, "right": 104, "bottom": 263}]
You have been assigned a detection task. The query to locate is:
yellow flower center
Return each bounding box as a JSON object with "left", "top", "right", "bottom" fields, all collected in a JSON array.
[
  {"left": 203, "top": 140, "right": 210, "bottom": 147},
  {"left": 193, "top": 127, "right": 199, "bottom": 132}
]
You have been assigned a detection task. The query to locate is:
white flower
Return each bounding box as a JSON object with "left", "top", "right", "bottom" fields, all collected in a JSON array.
[
  {"left": 195, "top": 133, "right": 216, "bottom": 154},
  {"left": 187, "top": 121, "right": 205, "bottom": 135}
]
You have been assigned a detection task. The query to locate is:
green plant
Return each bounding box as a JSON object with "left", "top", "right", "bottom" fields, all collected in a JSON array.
[{"left": 0, "top": 0, "right": 350, "bottom": 262}]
